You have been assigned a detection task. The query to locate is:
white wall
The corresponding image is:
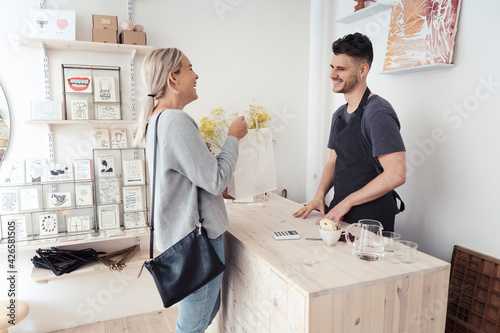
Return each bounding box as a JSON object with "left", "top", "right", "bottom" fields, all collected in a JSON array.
[
  {"left": 328, "top": 0, "right": 500, "bottom": 262},
  {"left": 0, "top": 0, "right": 310, "bottom": 332}
]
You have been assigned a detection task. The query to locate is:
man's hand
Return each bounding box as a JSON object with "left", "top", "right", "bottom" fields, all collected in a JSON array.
[
  {"left": 293, "top": 196, "right": 325, "bottom": 219},
  {"left": 323, "top": 199, "right": 352, "bottom": 227}
]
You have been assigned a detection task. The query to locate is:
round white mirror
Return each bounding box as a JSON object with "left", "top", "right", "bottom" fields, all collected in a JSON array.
[{"left": 0, "top": 83, "right": 11, "bottom": 163}]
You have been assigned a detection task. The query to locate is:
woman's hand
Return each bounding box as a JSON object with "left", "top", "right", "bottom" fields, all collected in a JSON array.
[{"left": 228, "top": 116, "right": 248, "bottom": 140}]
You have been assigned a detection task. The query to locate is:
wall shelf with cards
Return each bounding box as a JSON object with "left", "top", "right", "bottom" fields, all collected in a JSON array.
[{"left": 336, "top": 3, "right": 392, "bottom": 24}]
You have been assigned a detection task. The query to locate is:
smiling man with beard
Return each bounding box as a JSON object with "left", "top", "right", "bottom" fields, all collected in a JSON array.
[{"left": 294, "top": 33, "right": 406, "bottom": 232}]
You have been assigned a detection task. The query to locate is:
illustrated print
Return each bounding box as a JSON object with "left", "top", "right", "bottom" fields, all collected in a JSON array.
[
  {"left": 39, "top": 214, "right": 58, "bottom": 236},
  {"left": 26, "top": 159, "right": 46, "bottom": 183},
  {"left": 72, "top": 100, "right": 88, "bottom": 120},
  {"left": 93, "top": 129, "right": 110, "bottom": 148},
  {"left": 99, "top": 157, "right": 114, "bottom": 175}
]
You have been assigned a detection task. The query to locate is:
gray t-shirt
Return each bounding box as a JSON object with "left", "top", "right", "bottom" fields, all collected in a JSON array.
[
  {"left": 328, "top": 95, "right": 405, "bottom": 161},
  {"left": 146, "top": 109, "right": 239, "bottom": 252}
]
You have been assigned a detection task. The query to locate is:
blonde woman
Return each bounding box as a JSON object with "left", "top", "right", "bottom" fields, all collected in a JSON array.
[{"left": 134, "top": 48, "right": 247, "bottom": 332}]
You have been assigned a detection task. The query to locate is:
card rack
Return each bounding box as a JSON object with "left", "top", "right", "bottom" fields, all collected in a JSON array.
[{"left": 446, "top": 245, "right": 500, "bottom": 332}]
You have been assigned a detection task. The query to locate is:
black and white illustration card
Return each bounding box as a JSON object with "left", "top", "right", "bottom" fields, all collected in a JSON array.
[
  {"left": 96, "top": 104, "right": 120, "bottom": 120},
  {"left": 98, "top": 156, "right": 115, "bottom": 178},
  {"left": 19, "top": 187, "right": 40, "bottom": 211},
  {"left": 71, "top": 100, "right": 88, "bottom": 120},
  {"left": 93, "top": 76, "right": 117, "bottom": 102},
  {"left": 93, "top": 128, "right": 111, "bottom": 149},
  {"left": 25, "top": 159, "right": 47, "bottom": 183},
  {"left": 66, "top": 215, "right": 91, "bottom": 233},
  {"left": 98, "top": 178, "right": 120, "bottom": 203},
  {"left": 47, "top": 192, "right": 72, "bottom": 209},
  {"left": 48, "top": 163, "right": 73, "bottom": 182},
  {"left": 110, "top": 128, "right": 127, "bottom": 148},
  {"left": 97, "top": 204, "right": 120, "bottom": 230},
  {"left": 0, "top": 160, "right": 25, "bottom": 185},
  {"left": 122, "top": 160, "right": 145, "bottom": 185},
  {"left": 75, "top": 183, "right": 93, "bottom": 207},
  {"left": 1, "top": 190, "right": 19, "bottom": 213},
  {"left": 74, "top": 159, "right": 92, "bottom": 181},
  {"left": 122, "top": 186, "right": 143, "bottom": 212},
  {"left": 39, "top": 213, "right": 58, "bottom": 236},
  {"left": 1, "top": 214, "right": 28, "bottom": 239},
  {"left": 124, "top": 212, "right": 147, "bottom": 229}
]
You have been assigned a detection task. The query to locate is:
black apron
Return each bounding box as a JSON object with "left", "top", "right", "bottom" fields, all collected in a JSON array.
[{"left": 328, "top": 88, "right": 402, "bottom": 232}]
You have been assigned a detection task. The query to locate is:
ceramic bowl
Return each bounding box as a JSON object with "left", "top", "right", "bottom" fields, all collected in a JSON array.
[{"left": 319, "top": 228, "right": 342, "bottom": 246}]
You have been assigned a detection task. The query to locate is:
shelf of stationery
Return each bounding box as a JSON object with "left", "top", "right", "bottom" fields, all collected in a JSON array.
[
  {"left": 336, "top": 3, "right": 392, "bottom": 24},
  {"left": 17, "top": 36, "right": 154, "bottom": 55}
]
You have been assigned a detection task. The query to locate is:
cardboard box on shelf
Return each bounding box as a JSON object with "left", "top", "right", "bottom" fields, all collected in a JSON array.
[
  {"left": 92, "top": 14, "right": 118, "bottom": 30},
  {"left": 29, "top": 9, "right": 76, "bottom": 41},
  {"left": 92, "top": 29, "right": 117, "bottom": 43},
  {"left": 120, "top": 31, "right": 147, "bottom": 45}
]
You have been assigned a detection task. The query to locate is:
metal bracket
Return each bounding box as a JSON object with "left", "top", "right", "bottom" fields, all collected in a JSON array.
[
  {"left": 130, "top": 49, "right": 137, "bottom": 121},
  {"left": 128, "top": 0, "right": 133, "bottom": 22}
]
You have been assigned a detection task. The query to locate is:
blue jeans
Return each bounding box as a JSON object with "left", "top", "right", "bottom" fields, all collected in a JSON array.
[{"left": 175, "top": 234, "right": 224, "bottom": 333}]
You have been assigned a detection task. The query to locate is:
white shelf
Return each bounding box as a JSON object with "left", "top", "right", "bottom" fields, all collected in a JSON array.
[
  {"left": 336, "top": 3, "right": 393, "bottom": 24},
  {"left": 17, "top": 37, "right": 154, "bottom": 55},
  {"left": 25, "top": 119, "right": 138, "bottom": 125},
  {"left": 380, "top": 63, "right": 455, "bottom": 75}
]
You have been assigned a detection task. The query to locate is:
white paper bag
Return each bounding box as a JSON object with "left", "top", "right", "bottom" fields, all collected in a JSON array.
[{"left": 228, "top": 128, "right": 277, "bottom": 199}]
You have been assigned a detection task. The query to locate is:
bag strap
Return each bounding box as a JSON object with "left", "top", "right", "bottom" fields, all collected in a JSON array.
[{"left": 149, "top": 112, "right": 204, "bottom": 259}]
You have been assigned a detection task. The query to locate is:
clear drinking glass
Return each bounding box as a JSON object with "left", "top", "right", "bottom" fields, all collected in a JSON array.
[
  {"left": 394, "top": 240, "right": 418, "bottom": 263},
  {"left": 382, "top": 231, "right": 401, "bottom": 252}
]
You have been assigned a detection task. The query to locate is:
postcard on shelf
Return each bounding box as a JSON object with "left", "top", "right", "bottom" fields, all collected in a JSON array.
[
  {"left": 0, "top": 189, "right": 19, "bottom": 213},
  {"left": 124, "top": 211, "right": 147, "bottom": 229},
  {"left": 39, "top": 213, "right": 58, "bottom": 236},
  {"left": 47, "top": 192, "right": 72, "bottom": 209},
  {"left": 122, "top": 160, "right": 145, "bottom": 185},
  {"left": 29, "top": 9, "right": 76, "bottom": 41},
  {"left": 25, "top": 159, "right": 47, "bottom": 183},
  {"left": 93, "top": 128, "right": 111, "bottom": 148},
  {"left": 19, "top": 187, "right": 40, "bottom": 211},
  {"left": 105, "top": 228, "right": 125, "bottom": 237},
  {"left": 66, "top": 215, "right": 91, "bottom": 233},
  {"left": 97, "top": 156, "right": 115, "bottom": 178},
  {"left": 93, "top": 77, "right": 118, "bottom": 102},
  {"left": 31, "top": 101, "right": 63, "bottom": 120},
  {"left": 75, "top": 183, "right": 93, "bottom": 207},
  {"left": 122, "top": 186, "right": 143, "bottom": 212},
  {"left": 97, "top": 204, "right": 120, "bottom": 230},
  {"left": 1, "top": 214, "right": 28, "bottom": 239},
  {"left": 110, "top": 129, "right": 127, "bottom": 148},
  {"left": 48, "top": 163, "right": 73, "bottom": 182},
  {"left": 64, "top": 70, "right": 92, "bottom": 93},
  {"left": 70, "top": 100, "right": 89, "bottom": 120},
  {"left": 0, "top": 160, "right": 25, "bottom": 185},
  {"left": 98, "top": 178, "right": 120, "bottom": 203},
  {"left": 74, "top": 159, "right": 92, "bottom": 181},
  {"left": 96, "top": 104, "right": 121, "bottom": 120}
]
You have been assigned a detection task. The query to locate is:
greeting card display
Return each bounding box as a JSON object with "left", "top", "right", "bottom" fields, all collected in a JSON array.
[
  {"left": 19, "top": 188, "right": 40, "bottom": 211},
  {"left": 74, "top": 159, "right": 92, "bottom": 181},
  {"left": 122, "top": 186, "right": 143, "bottom": 212},
  {"left": 26, "top": 159, "right": 47, "bottom": 183},
  {"left": 66, "top": 215, "right": 91, "bottom": 233},
  {"left": 124, "top": 211, "right": 147, "bottom": 228},
  {"left": 1, "top": 214, "right": 28, "bottom": 239},
  {"left": 98, "top": 156, "right": 115, "bottom": 177},
  {"left": 39, "top": 213, "right": 58, "bottom": 236},
  {"left": 97, "top": 204, "right": 120, "bottom": 230},
  {"left": 110, "top": 129, "right": 127, "bottom": 148},
  {"left": 122, "top": 160, "right": 145, "bottom": 185},
  {"left": 48, "top": 163, "right": 73, "bottom": 182},
  {"left": 93, "top": 129, "right": 111, "bottom": 148},
  {"left": 98, "top": 178, "right": 120, "bottom": 203},
  {"left": 0, "top": 160, "right": 25, "bottom": 185},
  {"left": 75, "top": 183, "right": 93, "bottom": 207}
]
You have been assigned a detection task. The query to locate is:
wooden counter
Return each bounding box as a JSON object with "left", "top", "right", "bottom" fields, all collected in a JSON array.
[{"left": 207, "top": 195, "right": 450, "bottom": 333}]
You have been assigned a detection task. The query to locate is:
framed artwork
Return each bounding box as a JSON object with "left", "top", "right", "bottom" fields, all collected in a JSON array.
[
  {"left": 93, "top": 76, "right": 118, "bottom": 102},
  {"left": 75, "top": 183, "right": 93, "bottom": 207},
  {"left": 74, "top": 159, "right": 92, "bottom": 181},
  {"left": 0, "top": 160, "right": 25, "bottom": 185},
  {"left": 98, "top": 178, "right": 120, "bottom": 203},
  {"left": 39, "top": 213, "right": 58, "bottom": 236},
  {"left": 122, "top": 160, "right": 145, "bottom": 185},
  {"left": 93, "top": 128, "right": 110, "bottom": 148},
  {"left": 97, "top": 204, "right": 120, "bottom": 230},
  {"left": 98, "top": 156, "right": 115, "bottom": 177},
  {"left": 122, "top": 186, "right": 143, "bottom": 212},
  {"left": 66, "top": 215, "right": 91, "bottom": 233},
  {"left": 31, "top": 101, "right": 63, "bottom": 120},
  {"left": 64, "top": 68, "right": 92, "bottom": 93},
  {"left": 70, "top": 100, "right": 89, "bottom": 120},
  {"left": 96, "top": 104, "right": 121, "bottom": 120},
  {"left": 0, "top": 190, "right": 19, "bottom": 213},
  {"left": 1, "top": 214, "right": 28, "bottom": 239},
  {"left": 25, "top": 159, "right": 47, "bottom": 183},
  {"left": 110, "top": 129, "right": 127, "bottom": 148},
  {"left": 124, "top": 211, "right": 147, "bottom": 229},
  {"left": 48, "top": 163, "right": 73, "bottom": 182},
  {"left": 19, "top": 187, "right": 40, "bottom": 211},
  {"left": 47, "top": 192, "right": 72, "bottom": 209}
]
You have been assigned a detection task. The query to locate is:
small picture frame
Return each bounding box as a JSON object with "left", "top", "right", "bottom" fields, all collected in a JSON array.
[
  {"left": 122, "top": 186, "right": 143, "bottom": 212},
  {"left": 95, "top": 104, "right": 121, "bottom": 120},
  {"left": 47, "top": 192, "right": 72, "bottom": 209},
  {"left": 1, "top": 214, "right": 28, "bottom": 239},
  {"left": 97, "top": 204, "right": 120, "bottom": 230},
  {"left": 19, "top": 187, "right": 40, "bottom": 211},
  {"left": 110, "top": 128, "right": 127, "bottom": 148},
  {"left": 39, "top": 213, "right": 59, "bottom": 236},
  {"left": 93, "top": 129, "right": 111, "bottom": 148},
  {"left": 124, "top": 211, "right": 147, "bottom": 229},
  {"left": 0, "top": 160, "right": 26, "bottom": 185},
  {"left": 122, "top": 160, "right": 145, "bottom": 185},
  {"left": 0, "top": 189, "right": 19, "bottom": 213},
  {"left": 93, "top": 76, "right": 118, "bottom": 102},
  {"left": 74, "top": 159, "right": 92, "bottom": 181},
  {"left": 66, "top": 215, "right": 91, "bottom": 233},
  {"left": 70, "top": 100, "right": 89, "bottom": 120},
  {"left": 75, "top": 183, "right": 93, "bottom": 207},
  {"left": 98, "top": 156, "right": 115, "bottom": 177},
  {"left": 48, "top": 163, "right": 73, "bottom": 182},
  {"left": 25, "top": 159, "right": 47, "bottom": 183},
  {"left": 31, "top": 101, "right": 64, "bottom": 120},
  {"left": 98, "top": 178, "right": 120, "bottom": 203}
]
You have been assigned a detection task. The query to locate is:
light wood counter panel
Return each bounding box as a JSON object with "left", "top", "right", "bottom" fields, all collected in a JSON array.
[{"left": 207, "top": 195, "right": 450, "bottom": 333}]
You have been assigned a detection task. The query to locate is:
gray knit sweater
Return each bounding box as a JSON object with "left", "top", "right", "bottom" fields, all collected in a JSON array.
[{"left": 145, "top": 109, "right": 239, "bottom": 252}]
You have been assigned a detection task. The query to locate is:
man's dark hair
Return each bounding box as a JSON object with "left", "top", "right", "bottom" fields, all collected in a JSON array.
[{"left": 332, "top": 33, "right": 373, "bottom": 68}]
